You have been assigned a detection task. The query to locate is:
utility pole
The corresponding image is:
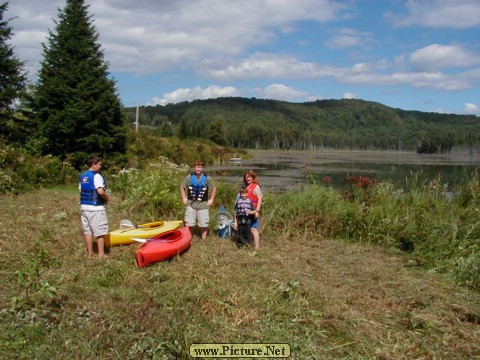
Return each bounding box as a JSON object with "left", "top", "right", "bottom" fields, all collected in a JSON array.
[{"left": 135, "top": 103, "right": 139, "bottom": 133}]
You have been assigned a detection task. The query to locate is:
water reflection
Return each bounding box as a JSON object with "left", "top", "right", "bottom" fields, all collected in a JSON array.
[{"left": 206, "top": 150, "right": 480, "bottom": 192}]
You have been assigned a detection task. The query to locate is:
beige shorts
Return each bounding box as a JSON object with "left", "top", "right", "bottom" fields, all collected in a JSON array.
[
  {"left": 184, "top": 207, "right": 210, "bottom": 228},
  {"left": 81, "top": 209, "right": 109, "bottom": 237}
]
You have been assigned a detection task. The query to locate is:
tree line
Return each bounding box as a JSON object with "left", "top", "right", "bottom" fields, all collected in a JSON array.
[{"left": 125, "top": 97, "right": 480, "bottom": 154}]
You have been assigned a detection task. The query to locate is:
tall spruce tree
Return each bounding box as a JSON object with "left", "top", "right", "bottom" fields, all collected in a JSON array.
[
  {"left": 0, "top": 1, "right": 27, "bottom": 141},
  {"left": 34, "top": 0, "right": 126, "bottom": 163}
]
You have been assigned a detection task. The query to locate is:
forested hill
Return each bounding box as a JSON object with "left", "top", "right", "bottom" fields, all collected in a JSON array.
[{"left": 124, "top": 97, "right": 480, "bottom": 152}]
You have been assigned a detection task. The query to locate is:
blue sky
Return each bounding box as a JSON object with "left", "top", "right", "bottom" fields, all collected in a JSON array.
[{"left": 6, "top": 0, "right": 480, "bottom": 115}]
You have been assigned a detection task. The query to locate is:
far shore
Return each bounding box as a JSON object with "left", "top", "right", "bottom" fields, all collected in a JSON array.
[{"left": 206, "top": 149, "right": 480, "bottom": 191}]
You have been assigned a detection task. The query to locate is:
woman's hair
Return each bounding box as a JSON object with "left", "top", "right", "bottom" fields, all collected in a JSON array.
[{"left": 243, "top": 170, "right": 259, "bottom": 184}]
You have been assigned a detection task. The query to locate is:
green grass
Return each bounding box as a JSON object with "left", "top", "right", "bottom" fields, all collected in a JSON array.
[{"left": 1, "top": 187, "right": 480, "bottom": 359}]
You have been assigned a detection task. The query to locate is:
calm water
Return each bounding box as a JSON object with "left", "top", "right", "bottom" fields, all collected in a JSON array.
[{"left": 206, "top": 150, "right": 480, "bottom": 192}]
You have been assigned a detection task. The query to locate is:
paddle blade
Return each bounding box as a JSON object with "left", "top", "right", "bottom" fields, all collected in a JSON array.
[{"left": 120, "top": 219, "right": 135, "bottom": 229}]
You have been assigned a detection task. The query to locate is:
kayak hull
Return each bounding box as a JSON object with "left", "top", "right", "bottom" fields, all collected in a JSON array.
[
  {"left": 105, "top": 220, "right": 183, "bottom": 247},
  {"left": 135, "top": 226, "right": 192, "bottom": 267}
]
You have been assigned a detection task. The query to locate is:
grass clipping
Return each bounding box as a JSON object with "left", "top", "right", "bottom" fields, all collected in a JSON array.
[{"left": 0, "top": 188, "right": 479, "bottom": 359}]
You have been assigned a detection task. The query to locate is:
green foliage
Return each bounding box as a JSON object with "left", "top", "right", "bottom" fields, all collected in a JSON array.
[
  {"left": 0, "top": 140, "right": 77, "bottom": 194},
  {"left": 265, "top": 174, "right": 480, "bottom": 289},
  {"left": 124, "top": 97, "right": 480, "bottom": 151},
  {"left": 32, "top": 0, "right": 126, "bottom": 163},
  {"left": 12, "top": 234, "right": 60, "bottom": 308},
  {"left": 110, "top": 160, "right": 188, "bottom": 220},
  {"left": 208, "top": 117, "right": 227, "bottom": 145},
  {"left": 126, "top": 129, "right": 247, "bottom": 168},
  {"left": 0, "top": 1, "right": 27, "bottom": 142}
]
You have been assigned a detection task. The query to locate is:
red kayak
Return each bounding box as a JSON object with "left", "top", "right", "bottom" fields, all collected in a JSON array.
[{"left": 135, "top": 226, "right": 192, "bottom": 267}]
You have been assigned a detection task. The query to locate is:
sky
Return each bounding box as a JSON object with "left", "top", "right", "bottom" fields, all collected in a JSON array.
[{"left": 5, "top": 0, "right": 480, "bottom": 115}]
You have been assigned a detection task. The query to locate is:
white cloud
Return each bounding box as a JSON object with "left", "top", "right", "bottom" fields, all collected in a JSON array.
[
  {"left": 149, "top": 85, "right": 239, "bottom": 105},
  {"left": 389, "top": 0, "right": 480, "bottom": 29},
  {"left": 464, "top": 102, "right": 480, "bottom": 114},
  {"left": 410, "top": 44, "right": 480, "bottom": 71},
  {"left": 259, "top": 84, "right": 308, "bottom": 101},
  {"left": 343, "top": 92, "right": 357, "bottom": 99},
  {"left": 206, "top": 52, "right": 476, "bottom": 93},
  {"left": 206, "top": 53, "right": 323, "bottom": 80},
  {"left": 7, "top": 0, "right": 350, "bottom": 76},
  {"left": 325, "top": 28, "right": 373, "bottom": 49}
]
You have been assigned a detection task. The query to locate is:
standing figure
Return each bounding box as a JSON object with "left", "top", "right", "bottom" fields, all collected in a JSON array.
[
  {"left": 181, "top": 160, "right": 217, "bottom": 239},
  {"left": 79, "top": 155, "right": 109, "bottom": 258},
  {"left": 242, "top": 170, "right": 263, "bottom": 249},
  {"left": 234, "top": 186, "right": 256, "bottom": 246}
]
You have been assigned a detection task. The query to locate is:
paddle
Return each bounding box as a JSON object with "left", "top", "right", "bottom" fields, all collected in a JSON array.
[{"left": 120, "top": 219, "right": 149, "bottom": 230}]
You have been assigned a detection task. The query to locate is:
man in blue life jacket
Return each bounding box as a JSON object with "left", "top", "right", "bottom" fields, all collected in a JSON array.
[
  {"left": 180, "top": 160, "right": 217, "bottom": 239},
  {"left": 79, "top": 155, "right": 109, "bottom": 258}
]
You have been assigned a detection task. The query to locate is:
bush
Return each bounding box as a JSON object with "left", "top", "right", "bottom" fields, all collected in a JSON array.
[
  {"left": 110, "top": 158, "right": 188, "bottom": 221},
  {"left": 126, "top": 130, "right": 247, "bottom": 168},
  {"left": 0, "top": 142, "right": 77, "bottom": 194},
  {"left": 263, "top": 175, "right": 480, "bottom": 290}
]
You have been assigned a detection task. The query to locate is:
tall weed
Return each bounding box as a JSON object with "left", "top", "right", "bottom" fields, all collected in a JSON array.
[
  {"left": 110, "top": 159, "right": 188, "bottom": 220},
  {"left": 265, "top": 174, "right": 480, "bottom": 289},
  {"left": 0, "top": 141, "right": 77, "bottom": 194}
]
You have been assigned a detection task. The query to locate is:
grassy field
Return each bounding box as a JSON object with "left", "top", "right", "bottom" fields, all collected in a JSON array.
[{"left": 1, "top": 187, "right": 480, "bottom": 359}]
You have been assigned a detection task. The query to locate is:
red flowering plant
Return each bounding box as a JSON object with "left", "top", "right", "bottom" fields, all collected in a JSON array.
[
  {"left": 322, "top": 175, "right": 332, "bottom": 185},
  {"left": 344, "top": 175, "right": 379, "bottom": 203},
  {"left": 346, "top": 176, "right": 378, "bottom": 189}
]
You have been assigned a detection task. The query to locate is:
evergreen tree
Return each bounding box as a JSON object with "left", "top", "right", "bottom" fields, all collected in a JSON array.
[
  {"left": 178, "top": 117, "right": 190, "bottom": 139},
  {"left": 0, "top": 1, "right": 27, "bottom": 141},
  {"left": 208, "top": 118, "right": 227, "bottom": 145},
  {"left": 33, "top": 0, "right": 126, "bottom": 164}
]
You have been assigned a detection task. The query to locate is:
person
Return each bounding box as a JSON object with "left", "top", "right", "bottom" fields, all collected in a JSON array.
[
  {"left": 233, "top": 186, "right": 256, "bottom": 247},
  {"left": 181, "top": 160, "right": 217, "bottom": 239},
  {"left": 79, "top": 155, "right": 109, "bottom": 258},
  {"left": 242, "top": 170, "right": 263, "bottom": 249}
]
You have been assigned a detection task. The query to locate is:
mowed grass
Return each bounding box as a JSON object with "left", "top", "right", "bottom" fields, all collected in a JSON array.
[{"left": 1, "top": 188, "right": 480, "bottom": 359}]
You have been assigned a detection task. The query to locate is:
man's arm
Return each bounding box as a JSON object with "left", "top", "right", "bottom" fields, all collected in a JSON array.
[
  {"left": 207, "top": 187, "right": 216, "bottom": 206},
  {"left": 180, "top": 185, "right": 188, "bottom": 205},
  {"left": 96, "top": 187, "right": 109, "bottom": 204}
]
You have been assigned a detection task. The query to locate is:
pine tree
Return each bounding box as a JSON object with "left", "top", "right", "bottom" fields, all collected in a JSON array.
[
  {"left": 0, "top": 1, "right": 27, "bottom": 141},
  {"left": 34, "top": 0, "right": 126, "bottom": 164}
]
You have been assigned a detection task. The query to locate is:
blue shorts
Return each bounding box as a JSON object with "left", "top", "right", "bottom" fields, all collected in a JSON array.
[{"left": 251, "top": 217, "right": 260, "bottom": 229}]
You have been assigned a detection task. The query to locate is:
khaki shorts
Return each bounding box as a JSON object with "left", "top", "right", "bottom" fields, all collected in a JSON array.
[
  {"left": 81, "top": 209, "right": 109, "bottom": 237},
  {"left": 184, "top": 206, "right": 210, "bottom": 228}
]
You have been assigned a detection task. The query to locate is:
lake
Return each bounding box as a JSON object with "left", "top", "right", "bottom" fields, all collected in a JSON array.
[{"left": 206, "top": 150, "right": 480, "bottom": 192}]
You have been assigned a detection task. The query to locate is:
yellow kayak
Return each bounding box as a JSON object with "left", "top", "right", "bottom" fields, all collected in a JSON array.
[{"left": 105, "top": 220, "right": 183, "bottom": 247}]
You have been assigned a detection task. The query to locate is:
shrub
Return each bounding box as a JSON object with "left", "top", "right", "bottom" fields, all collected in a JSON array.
[
  {"left": 0, "top": 141, "right": 77, "bottom": 194},
  {"left": 261, "top": 175, "right": 480, "bottom": 289},
  {"left": 110, "top": 158, "right": 188, "bottom": 220}
]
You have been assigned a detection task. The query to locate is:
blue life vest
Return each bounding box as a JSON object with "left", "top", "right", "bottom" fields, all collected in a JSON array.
[
  {"left": 80, "top": 170, "right": 106, "bottom": 206},
  {"left": 188, "top": 173, "right": 208, "bottom": 202}
]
